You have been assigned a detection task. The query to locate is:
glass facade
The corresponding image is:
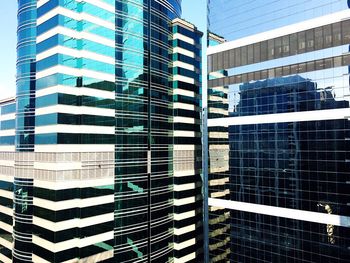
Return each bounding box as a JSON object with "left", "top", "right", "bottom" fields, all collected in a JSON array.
[
  {"left": 207, "top": 0, "right": 350, "bottom": 262},
  {"left": 0, "top": 1, "right": 213, "bottom": 263},
  {"left": 115, "top": 1, "right": 181, "bottom": 262},
  {"left": 171, "top": 19, "right": 203, "bottom": 263}
]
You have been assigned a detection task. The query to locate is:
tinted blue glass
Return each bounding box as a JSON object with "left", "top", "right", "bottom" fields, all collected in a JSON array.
[
  {"left": 1, "top": 104, "right": 16, "bottom": 115},
  {"left": 0, "top": 136, "right": 15, "bottom": 145},
  {"left": 209, "top": 0, "right": 349, "bottom": 41},
  {"left": 1, "top": 120, "right": 15, "bottom": 130}
]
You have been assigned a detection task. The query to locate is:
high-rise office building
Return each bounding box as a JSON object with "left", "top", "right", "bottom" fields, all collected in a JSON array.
[
  {"left": 0, "top": 1, "right": 204, "bottom": 262},
  {"left": 207, "top": 0, "right": 350, "bottom": 262},
  {"left": 0, "top": 97, "right": 16, "bottom": 263},
  {"left": 171, "top": 18, "right": 203, "bottom": 263}
]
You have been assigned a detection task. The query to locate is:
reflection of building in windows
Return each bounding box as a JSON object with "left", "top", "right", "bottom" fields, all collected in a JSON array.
[{"left": 207, "top": 1, "right": 350, "bottom": 262}]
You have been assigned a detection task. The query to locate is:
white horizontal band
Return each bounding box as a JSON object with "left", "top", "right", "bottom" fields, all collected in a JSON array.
[
  {"left": 208, "top": 9, "right": 350, "bottom": 55},
  {"left": 33, "top": 231, "right": 114, "bottom": 253},
  {"left": 0, "top": 189, "right": 12, "bottom": 199},
  {"left": 174, "top": 145, "right": 196, "bottom": 151},
  {"left": 209, "top": 198, "right": 350, "bottom": 227},
  {"left": 34, "top": 177, "right": 114, "bottom": 190},
  {"left": 174, "top": 131, "right": 197, "bottom": 137},
  {"left": 0, "top": 113, "right": 15, "bottom": 121},
  {"left": 174, "top": 210, "right": 195, "bottom": 221},
  {"left": 174, "top": 252, "right": 196, "bottom": 263},
  {"left": 0, "top": 236, "right": 11, "bottom": 250},
  {"left": 33, "top": 213, "right": 114, "bottom": 232},
  {"left": 0, "top": 174, "right": 14, "bottom": 182},
  {"left": 36, "top": 85, "right": 115, "bottom": 100},
  {"left": 36, "top": 65, "right": 115, "bottom": 82},
  {"left": 37, "top": 26, "right": 115, "bottom": 47},
  {"left": 173, "top": 116, "right": 197, "bottom": 124},
  {"left": 173, "top": 61, "right": 195, "bottom": 71},
  {"left": 34, "top": 195, "right": 114, "bottom": 211},
  {"left": 0, "top": 130, "right": 15, "bottom": 136},
  {"left": 173, "top": 88, "right": 195, "bottom": 97},
  {"left": 174, "top": 238, "right": 195, "bottom": 251},
  {"left": 76, "top": 0, "right": 114, "bottom": 13},
  {"left": 174, "top": 183, "right": 195, "bottom": 191},
  {"left": 35, "top": 105, "right": 115, "bottom": 117},
  {"left": 209, "top": 108, "right": 350, "bottom": 127},
  {"left": 0, "top": 146, "right": 15, "bottom": 152},
  {"left": 173, "top": 102, "right": 196, "bottom": 111},
  {"left": 37, "top": 6, "right": 114, "bottom": 30},
  {"left": 174, "top": 197, "right": 195, "bottom": 206},
  {"left": 37, "top": 46, "right": 115, "bottom": 65},
  {"left": 0, "top": 254, "right": 11, "bottom": 263},
  {"left": 174, "top": 169, "right": 196, "bottom": 177},
  {"left": 173, "top": 33, "right": 195, "bottom": 45},
  {"left": 173, "top": 47, "right": 195, "bottom": 58},
  {"left": 35, "top": 125, "right": 114, "bottom": 135},
  {"left": 34, "top": 144, "right": 115, "bottom": 153},
  {"left": 173, "top": 75, "right": 195, "bottom": 84}
]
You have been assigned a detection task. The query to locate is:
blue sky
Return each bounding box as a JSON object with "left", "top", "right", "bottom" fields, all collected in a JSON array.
[{"left": 0, "top": 1, "right": 206, "bottom": 100}]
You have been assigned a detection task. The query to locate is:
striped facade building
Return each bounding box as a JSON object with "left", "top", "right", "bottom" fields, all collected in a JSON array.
[
  {"left": 0, "top": 1, "right": 203, "bottom": 263},
  {"left": 171, "top": 19, "right": 203, "bottom": 263}
]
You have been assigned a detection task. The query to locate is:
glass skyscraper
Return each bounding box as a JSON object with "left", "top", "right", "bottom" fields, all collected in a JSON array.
[
  {"left": 207, "top": 0, "right": 350, "bottom": 262},
  {"left": 0, "top": 1, "right": 203, "bottom": 262}
]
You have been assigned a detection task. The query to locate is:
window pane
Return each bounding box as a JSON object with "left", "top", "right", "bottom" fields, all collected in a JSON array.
[
  {"left": 290, "top": 33, "right": 298, "bottom": 55},
  {"left": 274, "top": 37, "right": 282, "bottom": 58},
  {"left": 260, "top": 41, "right": 268, "bottom": 61},
  {"left": 235, "top": 48, "right": 241, "bottom": 67},
  {"left": 342, "top": 20, "right": 350, "bottom": 45},
  {"left": 314, "top": 27, "right": 323, "bottom": 50},
  {"left": 268, "top": 39, "right": 274, "bottom": 60},
  {"left": 323, "top": 24, "right": 332, "bottom": 48},
  {"left": 332, "top": 22, "right": 341, "bottom": 46},
  {"left": 298, "top": 31, "right": 306, "bottom": 52},
  {"left": 241, "top": 46, "right": 247, "bottom": 65},
  {"left": 282, "top": 35, "right": 290, "bottom": 56},
  {"left": 306, "top": 29, "right": 314, "bottom": 52},
  {"left": 253, "top": 43, "right": 260, "bottom": 63}
]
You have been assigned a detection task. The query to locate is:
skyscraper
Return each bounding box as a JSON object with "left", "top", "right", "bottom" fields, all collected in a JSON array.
[
  {"left": 0, "top": 1, "right": 203, "bottom": 262},
  {"left": 171, "top": 18, "right": 203, "bottom": 263},
  {"left": 207, "top": 0, "right": 350, "bottom": 262}
]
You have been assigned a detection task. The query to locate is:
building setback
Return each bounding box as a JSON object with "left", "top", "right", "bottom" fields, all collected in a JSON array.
[
  {"left": 0, "top": 1, "right": 203, "bottom": 263},
  {"left": 207, "top": 0, "right": 350, "bottom": 262}
]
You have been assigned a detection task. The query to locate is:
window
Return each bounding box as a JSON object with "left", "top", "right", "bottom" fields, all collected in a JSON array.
[
  {"left": 323, "top": 25, "right": 332, "bottom": 48},
  {"left": 235, "top": 48, "right": 241, "bottom": 67},
  {"left": 314, "top": 27, "right": 323, "bottom": 50},
  {"left": 282, "top": 35, "right": 290, "bottom": 56},
  {"left": 260, "top": 41, "right": 268, "bottom": 61},
  {"left": 247, "top": 44, "right": 254, "bottom": 64},
  {"left": 332, "top": 22, "right": 341, "bottom": 46},
  {"left": 268, "top": 39, "right": 274, "bottom": 60},
  {"left": 298, "top": 31, "right": 306, "bottom": 52},
  {"left": 342, "top": 19, "right": 350, "bottom": 44},
  {"left": 306, "top": 29, "right": 314, "bottom": 52},
  {"left": 274, "top": 37, "right": 282, "bottom": 58},
  {"left": 290, "top": 33, "right": 298, "bottom": 55},
  {"left": 241, "top": 46, "right": 248, "bottom": 65},
  {"left": 254, "top": 43, "right": 261, "bottom": 63}
]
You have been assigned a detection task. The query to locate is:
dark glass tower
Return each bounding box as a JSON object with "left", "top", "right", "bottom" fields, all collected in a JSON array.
[
  {"left": 115, "top": 1, "right": 181, "bottom": 262},
  {"left": 207, "top": 0, "right": 350, "bottom": 262}
]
